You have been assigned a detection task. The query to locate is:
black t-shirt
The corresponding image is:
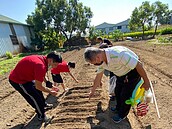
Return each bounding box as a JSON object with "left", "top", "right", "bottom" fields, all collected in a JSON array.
[{"left": 103, "top": 38, "right": 112, "bottom": 45}]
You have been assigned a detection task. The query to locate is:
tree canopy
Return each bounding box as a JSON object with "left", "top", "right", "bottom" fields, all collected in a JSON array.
[
  {"left": 26, "top": 0, "right": 93, "bottom": 49},
  {"left": 129, "top": 0, "right": 171, "bottom": 39}
]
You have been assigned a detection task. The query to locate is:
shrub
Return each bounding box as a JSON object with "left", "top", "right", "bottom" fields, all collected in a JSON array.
[
  {"left": 6, "top": 51, "right": 13, "bottom": 59},
  {"left": 157, "top": 36, "right": 172, "bottom": 43},
  {"left": 63, "top": 36, "right": 89, "bottom": 47},
  {"left": 160, "top": 28, "right": 172, "bottom": 35}
]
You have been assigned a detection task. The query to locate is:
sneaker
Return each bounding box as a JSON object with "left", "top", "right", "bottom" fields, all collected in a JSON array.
[
  {"left": 110, "top": 96, "right": 116, "bottom": 101},
  {"left": 44, "top": 115, "right": 51, "bottom": 123},
  {"left": 110, "top": 107, "right": 118, "bottom": 113},
  {"left": 112, "top": 115, "right": 126, "bottom": 123},
  {"left": 45, "top": 102, "right": 53, "bottom": 110},
  {"left": 111, "top": 107, "right": 116, "bottom": 111},
  {"left": 37, "top": 114, "right": 46, "bottom": 121},
  {"left": 38, "top": 114, "right": 52, "bottom": 124}
]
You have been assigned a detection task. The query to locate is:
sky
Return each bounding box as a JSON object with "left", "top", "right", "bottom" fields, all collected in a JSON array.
[{"left": 0, "top": 0, "right": 171, "bottom": 26}]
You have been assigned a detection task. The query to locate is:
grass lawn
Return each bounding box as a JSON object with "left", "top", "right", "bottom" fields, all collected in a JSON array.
[{"left": 0, "top": 48, "right": 66, "bottom": 76}]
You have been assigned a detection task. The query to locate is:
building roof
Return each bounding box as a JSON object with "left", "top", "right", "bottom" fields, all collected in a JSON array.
[
  {"left": 95, "top": 19, "right": 130, "bottom": 28},
  {"left": 95, "top": 22, "right": 115, "bottom": 29},
  {"left": 115, "top": 19, "right": 130, "bottom": 26},
  {"left": 0, "top": 14, "right": 27, "bottom": 25}
]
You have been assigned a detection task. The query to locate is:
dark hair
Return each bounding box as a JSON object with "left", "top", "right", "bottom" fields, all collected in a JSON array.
[
  {"left": 68, "top": 62, "right": 75, "bottom": 68},
  {"left": 47, "top": 51, "right": 62, "bottom": 63},
  {"left": 99, "top": 43, "right": 109, "bottom": 48},
  {"left": 97, "top": 37, "right": 103, "bottom": 41},
  {"left": 103, "top": 38, "right": 112, "bottom": 45}
]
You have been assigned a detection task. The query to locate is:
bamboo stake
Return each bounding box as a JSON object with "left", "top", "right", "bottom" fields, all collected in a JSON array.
[{"left": 150, "top": 81, "right": 161, "bottom": 118}]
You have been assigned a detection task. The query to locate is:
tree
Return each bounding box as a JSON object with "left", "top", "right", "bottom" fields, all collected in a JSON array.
[
  {"left": 88, "top": 26, "right": 96, "bottom": 39},
  {"left": 152, "top": 1, "right": 171, "bottom": 37},
  {"left": 138, "top": 1, "right": 153, "bottom": 39},
  {"left": 129, "top": 1, "right": 172, "bottom": 39},
  {"left": 129, "top": 1, "right": 153, "bottom": 39},
  {"left": 59, "top": 0, "right": 93, "bottom": 41},
  {"left": 26, "top": 0, "right": 93, "bottom": 48},
  {"left": 129, "top": 7, "right": 142, "bottom": 32},
  {"left": 112, "top": 30, "right": 123, "bottom": 41}
]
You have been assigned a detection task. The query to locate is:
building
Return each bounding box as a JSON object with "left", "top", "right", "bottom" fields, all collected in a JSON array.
[
  {"left": 95, "top": 19, "right": 130, "bottom": 34},
  {"left": 0, "top": 14, "right": 34, "bottom": 57}
]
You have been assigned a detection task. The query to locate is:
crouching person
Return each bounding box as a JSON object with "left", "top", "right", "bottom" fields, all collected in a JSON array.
[
  {"left": 84, "top": 46, "right": 150, "bottom": 123},
  {"left": 9, "top": 51, "right": 62, "bottom": 122},
  {"left": 51, "top": 61, "right": 78, "bottom": 92}
]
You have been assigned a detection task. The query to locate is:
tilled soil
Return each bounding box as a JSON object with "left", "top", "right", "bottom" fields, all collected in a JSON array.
[{"left": 0, "top": 40, "right": 172, "bottom": 129}]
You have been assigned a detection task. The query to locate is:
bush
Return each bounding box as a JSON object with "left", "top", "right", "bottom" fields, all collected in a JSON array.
[
  {"left": 63, "top": 36, "right": 89, "bottom": 47},
  {"left": 6, "top": 51, "right": 13, "bottom": 59},
  {"left": 160, "top": 28, "right": 172, "bottom": 35},
  {"left": 157, "top": 36, "right": 172, "bottom": 43}
]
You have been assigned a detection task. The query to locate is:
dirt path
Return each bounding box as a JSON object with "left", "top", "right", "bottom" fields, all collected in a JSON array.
[{"left": 0, "top": 41, "right": 172, "bottom": 129}]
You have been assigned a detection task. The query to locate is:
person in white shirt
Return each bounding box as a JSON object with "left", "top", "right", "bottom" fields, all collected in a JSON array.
[{"left": 84, "top": 46, "right": 150, "bottom": 123}]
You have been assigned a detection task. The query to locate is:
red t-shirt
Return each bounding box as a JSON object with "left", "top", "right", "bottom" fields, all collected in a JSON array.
[
  {"left": 9, "top": 55, "right": 48, "bottom": 84},
  {"left": 51, "top": 61, "right": 69, "bottom": 74}
]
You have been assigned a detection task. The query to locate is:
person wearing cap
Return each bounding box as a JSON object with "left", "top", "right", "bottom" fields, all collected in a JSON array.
[
  {"left": 84, "top": 46, "right": 150, "bottom": 123},
  {"left": 51, "top": 61, "right": 78, "bottom": 92},
  {"left": 9, "top": 51, "right": 62, "bottom": 122}
]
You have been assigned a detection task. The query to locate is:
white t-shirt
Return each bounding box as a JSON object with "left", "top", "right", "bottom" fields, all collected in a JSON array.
[{"left": 97, "top": 46, "right": 139, "bottom": 76}]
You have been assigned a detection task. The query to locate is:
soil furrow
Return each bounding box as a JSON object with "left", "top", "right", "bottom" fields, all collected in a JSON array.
[{"left": 1, "top": 42, "right": 172, "bottom": 129}]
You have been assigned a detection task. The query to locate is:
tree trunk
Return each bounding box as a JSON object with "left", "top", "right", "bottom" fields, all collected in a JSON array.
[
  {"left": 142, "top": 23, "right": 145, "bottom": 40},
  {"left": 153, "top": 21, "right": 158, "bottom": 38}
]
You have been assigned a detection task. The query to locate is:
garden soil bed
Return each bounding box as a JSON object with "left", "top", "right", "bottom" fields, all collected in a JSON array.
[{"left": 0, "top": 40, "right": 172, "bottom": 129}]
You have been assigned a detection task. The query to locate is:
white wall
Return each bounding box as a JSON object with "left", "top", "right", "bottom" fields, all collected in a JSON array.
[
  {"left": 0, "top": 23, "right": 33, "bottom": 57},
  {"left": 0, "top": 23, "right": 19, "bottom": 56},
  {"left": 13, "top": 24, "right": 31, "bottom": 47}
]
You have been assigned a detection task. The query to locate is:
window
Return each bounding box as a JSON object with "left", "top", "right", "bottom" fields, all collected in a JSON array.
[
  {"left": 117, "top": 26, "right": 122, "bottom": 29},
  {"left": 109, "top": 27, "right": 113, "bottom": 31},
  {"left": 9, "top": 23, "right": 16, "bottom": 35},
  {"left": 10, "top": 35, "right": 19, "bottom": 45},
  {"left": 9, "top": 23, "right": 19, "bottom": 45},
  {"left": 101, "top": 28, "right": 105, "bottom": 31}
]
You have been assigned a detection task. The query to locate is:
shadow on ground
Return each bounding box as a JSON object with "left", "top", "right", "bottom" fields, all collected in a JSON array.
[
  {"left": 9, "top": 92, "right": 65, "bottom": 129},
  {"left": 87, "top": 99, "right": 132, "bottom": 129}
]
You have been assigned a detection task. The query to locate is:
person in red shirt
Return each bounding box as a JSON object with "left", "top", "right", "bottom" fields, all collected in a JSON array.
[
  {"left": 9, "top": 51, "right": 62, "bottom": 123},
  {"left": 51, "top": 61, "right": 78, "bottom": 92}
]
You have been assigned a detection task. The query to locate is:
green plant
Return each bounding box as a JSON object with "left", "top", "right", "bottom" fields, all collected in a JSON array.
[
  {"left": 160, "top": 28, "right": 172, "bottom": 35},
  {"left": 157, "top": 35, "right": 172, "bottom": 43},
  {"left": 6, "top": 51, "right": 13, "bottom": 59}
]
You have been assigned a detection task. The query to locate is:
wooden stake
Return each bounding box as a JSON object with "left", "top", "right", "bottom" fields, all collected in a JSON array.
[{"left": 150, "top": 81, "right": 160, "bottom": 118}]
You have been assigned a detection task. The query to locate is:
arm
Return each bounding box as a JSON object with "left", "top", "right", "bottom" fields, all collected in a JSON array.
[
  {"left": 89, "top": 71, "right": 104, "bottom": 99},
  {"left": 44, "top": 74, "right": 53, "bottom": 88},
  {"left": 44, "top": 72, "right": 49, "bottom": 82},
  {"left": 68, "top": 72, "right": 78, "bottom": 83},
  {"left": 135, "top": 61, "right": 150, "bottom": 90},
  {"left": 35, "top": 80, "right": 57, "bottom": 96},
  {"left": 108, "top": 42, "right": 113, "bottom": 46}
]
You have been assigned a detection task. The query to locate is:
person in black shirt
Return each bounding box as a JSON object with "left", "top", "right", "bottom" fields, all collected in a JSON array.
[{"left": 97, "top": 37, "right": 113, "bottom": 47}]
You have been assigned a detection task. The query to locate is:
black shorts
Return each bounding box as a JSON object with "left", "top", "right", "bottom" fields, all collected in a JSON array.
[{"left": 51, "top": 74, "right": 63, "bottom": 83}]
